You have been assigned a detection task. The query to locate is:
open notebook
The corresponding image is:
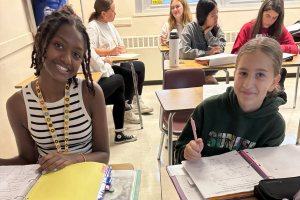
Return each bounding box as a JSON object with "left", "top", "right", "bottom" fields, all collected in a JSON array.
[
  {"left": 0, "top": 162, "right": 110, "bottom": 200},
  {"left": 195, "top": 53, "right": 237, "bottom": 67},
  {"left": 179, "top": 144, "right": 300, "bottom": 199}
]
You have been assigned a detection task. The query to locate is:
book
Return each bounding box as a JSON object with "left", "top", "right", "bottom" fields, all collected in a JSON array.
[
  {"left": 0, "top": 162, "right": 110, "bottom": 200},
  {"left": 181, "top": 144, "right": 300, "bottom": 199},
  {"left": 195, "top": 53, "right": 237, "bottom": 67},
  {"left": 103, "top": 170, "right": 141, "bottom": 200}
]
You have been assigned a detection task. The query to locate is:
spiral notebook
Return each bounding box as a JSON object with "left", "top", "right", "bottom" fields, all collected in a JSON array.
[
  {"left": 0, "top": 162, "right": 110, "bottom": 200},
  {"left": 181, "top": 144, "right": 300, "bottom": 199}
]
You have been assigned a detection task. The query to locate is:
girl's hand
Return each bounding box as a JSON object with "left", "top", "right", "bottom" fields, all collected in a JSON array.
[
  {"left": 210, "top": 46, "right": 221, "bottom": 55},
  {"left": 111, "top": 47, "right": 123, "bottom": 56},
  {"left": 36, "top": 153, "right": 74, "bottom": 174},
  {"left": 160, "top": 33, "right": 168, "bottom": 44},
  {"left": 204, "top": 26, "right": 214, "bottom": 35},
  {"left": 184, "top": 138, "right": 204, "bottom": 161},
  {"left": 104, "top": 56, "right": 112, "bottom": 65}
]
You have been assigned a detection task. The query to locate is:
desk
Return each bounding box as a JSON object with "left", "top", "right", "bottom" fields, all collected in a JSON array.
[
  {"left": 108, "top": 163, "right": 134, "bottom": 170},
  {"left": 160, "top": 166, "right": 258, "bottom": 200},
  {"left": 14, "top": 72, "right": 103, "bottom": 89},
  {"left": 156, "top": 87, "right": 203, "bottom": 165},
  {"left": 163, "top": 56, "right": 300, "bottom": 109},
  {"left": 111, "top": 55, "right": 143, "bottom": 129}
]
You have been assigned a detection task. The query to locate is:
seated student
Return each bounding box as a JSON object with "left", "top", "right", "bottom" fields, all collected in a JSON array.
[
  {"left": 175, "top": 37, "right": 285, "bottom": 164},
  {"left": 160, "top": 0, "right": 193, "bottom": 44},
  {"left": 60, "top": 5, "right": 137, "bottom": 143},
  {"left": 179, "top": 0, "right": 226, "bottom": 84},
  {"left": 231, "top": 0, "right": 299, "bottom": 90},
  {"left": 86, "top": 0, "right": 154, "bottom": 114},
  {"left": 0, "top": 9, "right": 109, "bottom": 172}
]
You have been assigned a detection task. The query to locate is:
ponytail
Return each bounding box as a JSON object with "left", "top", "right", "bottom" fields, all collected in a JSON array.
[{"left": 89, "top": 11, "right": 98, "bottom": 22}]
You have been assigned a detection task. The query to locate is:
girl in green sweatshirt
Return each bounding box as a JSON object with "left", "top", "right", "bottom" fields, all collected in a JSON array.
[{"left": 175, "top": 37, "right": 286, "bottom": 164}]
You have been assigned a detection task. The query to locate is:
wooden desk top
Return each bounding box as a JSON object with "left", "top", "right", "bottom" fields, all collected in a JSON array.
[
  {"left": 161, "top": 167, "right": 180, "bottom": 200},
  {"left": 111, "top": 52, "right": 138, "bottom": 63},
  {"left": 282, "top": 55, "right": 300, "bottom": 67},
  {"left": 164, "top": 55, "right": 300, "bottom": 70},
  {"left": 164, "top": 60, "right": 236, "bottom": 70},
  {"left": 108, "top": 163, "right": 134, "bottom": 170},
  {"left": 14, "top": 72, "right": 103, "bottom": 89},
  {"left": 159, "top": 45, "right": 170, "bottom": 53},
  {"left": 156, "top": 87, "right": 203, "bottom": 112}
]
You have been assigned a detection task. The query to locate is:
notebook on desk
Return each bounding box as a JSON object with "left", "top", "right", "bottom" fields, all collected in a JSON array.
[
  {"left": 182, "top": 144, "right": 300, "bottom": 199},
  {"left": 0, "top": 162, "right": 111, "bottom": 200},
  {"left": 167, "top": 144, "right": 300, "bottom": 200},
  {"left": 103, "top": 170, "right": 141, "bottom": 200},
  {"left": 195, "top": 53, "right": 237, "bottom": 67}
]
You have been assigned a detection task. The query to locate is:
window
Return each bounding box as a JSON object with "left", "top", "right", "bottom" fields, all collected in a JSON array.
[{"left": 135, "top": 0, "right": 300, "bottom": 14}]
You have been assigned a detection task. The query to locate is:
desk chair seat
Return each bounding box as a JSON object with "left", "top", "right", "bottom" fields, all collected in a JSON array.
[
  {"left": 158, "top": 68, "right": 206, "bottom": 160},
  {"left": 163, "top": 111, "right": 192, "bottom": 136}
]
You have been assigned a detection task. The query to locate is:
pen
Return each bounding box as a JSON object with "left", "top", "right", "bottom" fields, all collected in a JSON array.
[
  {"left": 191, "top": 117, "right": 201, "bottom": 154},
  {"left": 190, "top": 117, "right": 197, "bottom": 141}
]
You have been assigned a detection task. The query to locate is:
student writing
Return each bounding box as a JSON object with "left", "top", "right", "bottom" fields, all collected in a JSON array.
[
  {"left": 175, "top": 37, "right": 286, "bottom": 164},
  {"left": 179, "top": 0, "right": 226, "bottom": 84},
  {"left": 231, "top": 0, "right": 298, "bottom": 90},
  {"left": 87, "top": 0, "right": 154, "bottom": 114},
  {"left": 0, "top": 9, "right": 110, "bottom": 174}
]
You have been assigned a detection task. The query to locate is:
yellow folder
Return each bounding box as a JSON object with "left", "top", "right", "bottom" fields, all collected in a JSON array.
[{"left": 27, "top": 162, "right": 105, "bottom": 200}]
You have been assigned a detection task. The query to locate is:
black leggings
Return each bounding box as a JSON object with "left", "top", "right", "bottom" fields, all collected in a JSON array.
[
  {"left": 98, "top": 74, "right": 124, "bottom": 130},
  {"left": 113, "top": 61, "right": 145, "bottom": 104}
]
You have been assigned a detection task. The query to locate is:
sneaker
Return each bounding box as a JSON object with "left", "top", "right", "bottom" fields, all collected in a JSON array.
[
  {"left": 124, "top": 110, "right": 140, "bottom": 124},
  {"left": 278, "top": 68, "right": 287, "bottom": 91},
  {"left": 132, "top": 96, "right": 154, "bottom": 114},
  {"left": 114, "top": 131, "right": 137, "bottom": 144}
]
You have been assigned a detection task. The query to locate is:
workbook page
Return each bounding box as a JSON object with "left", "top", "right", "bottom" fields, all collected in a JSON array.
[
  {"left": 182, "top": 151, "right": 262, "bottom": 198},
  {"left": 244, "top": 144, "right": 300, "bottom": 178},
  {"left": 0, "top": 164, "right": 40, "bottom": 200}
]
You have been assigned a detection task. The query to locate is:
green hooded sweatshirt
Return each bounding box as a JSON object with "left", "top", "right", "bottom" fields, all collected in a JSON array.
[{"left": 174, "top": 87, "right": 286, "bottom": 164}]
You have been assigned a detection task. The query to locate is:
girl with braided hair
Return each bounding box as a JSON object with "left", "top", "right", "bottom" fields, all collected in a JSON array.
[{"left": 1, "top": 8, "right": 110, "bottom": 174}]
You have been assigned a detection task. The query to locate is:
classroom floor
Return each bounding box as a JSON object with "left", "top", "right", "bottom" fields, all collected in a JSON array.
[{"left": 106, "top": 78, "right": 300, "bottom": 200}]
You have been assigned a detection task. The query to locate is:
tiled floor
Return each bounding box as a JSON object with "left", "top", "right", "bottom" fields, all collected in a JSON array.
[{"left": 107, "top": 78, "right": 300, "bottom": 200}]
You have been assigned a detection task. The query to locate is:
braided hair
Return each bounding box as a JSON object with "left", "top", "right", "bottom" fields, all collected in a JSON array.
[{"left": 30, "top": 9, "right": 95, "bottom": 95}]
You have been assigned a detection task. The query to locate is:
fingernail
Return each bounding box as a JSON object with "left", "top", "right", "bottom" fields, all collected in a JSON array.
[
  {"left": 42, "top": 171, "right": 46, "bottom": 175},
  {"left": 35, "top": 170, "right": 39, "bottom": 174},
  {"left": 53, "top": 168, "right": 57, "bottom": 172}
]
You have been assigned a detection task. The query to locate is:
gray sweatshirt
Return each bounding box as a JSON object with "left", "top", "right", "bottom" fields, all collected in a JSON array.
[{"left": 179, "top": 19, "right": 226, "bottom": 59}]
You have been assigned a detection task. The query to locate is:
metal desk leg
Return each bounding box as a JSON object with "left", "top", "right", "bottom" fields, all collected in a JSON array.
[
  {"left": 296, "top": 118, "right": 300, "bottom": 145},
  {"left": 223, "top": 69, "right": 229, "bottom": 84},
  {"left": 293, "top": 66, "right": 300, "bottom": 109},
  {"left": 157, "top": 106, "right": 165, "bottom": 160},
  {"left": 162, "top": 52, "right": 165, "bottom": 89},
  {"left": 129, "top": 61, "right": 143, "bottom": 129},
  {"left": 168, "top": 112, "right": 176, "bottom": 165}
]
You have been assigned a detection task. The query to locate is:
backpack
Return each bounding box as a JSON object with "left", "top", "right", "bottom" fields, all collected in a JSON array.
[{"left": 34, "top": 0, "right": 66, "bottom": 26}]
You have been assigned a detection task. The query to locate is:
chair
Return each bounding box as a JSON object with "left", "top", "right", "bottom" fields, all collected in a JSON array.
[{"left": 157, "top": 68, "right": 206, "bottom": 161}]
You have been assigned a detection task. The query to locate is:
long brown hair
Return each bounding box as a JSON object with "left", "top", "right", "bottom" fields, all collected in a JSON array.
[
  {"left": 251, "top": 0, "right": 284, "bottom": 40},
  {"left": 236, "top": 37, "right": 282, "bottom": 97},
  {"left": 88, "top": 0, "right": 114, "bottom": 22},
  {"left": 168, "top": 0, "right": 192, "bottom": 32}
]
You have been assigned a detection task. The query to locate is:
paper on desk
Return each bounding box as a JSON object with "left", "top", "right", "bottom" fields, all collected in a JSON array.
[
  {"left": 203, "top": 84, "right": 233, "bottom": 100},
  {"left": 100, "top": 54, "right": 139, "bottom": 59},
  {"left": 182, "top": 151, "right": 262, "bottom": 199},
  {"left": 195, "top": 53, "right": 237, "bottom": 67},
  {"left": 168, "top": 165, "right": 206, "bottom": 200},
  {"left": 243, "top": 144, "right": 300, "bottom": 179},
  {"left": 283, "top": 53, "right": 296, "bottom": 59},
  {"left": 286, "top": 23, "right": 300, "bottom": 32},
  {"left": 0, "top": 164, "right": 40, "bottom": 200}
]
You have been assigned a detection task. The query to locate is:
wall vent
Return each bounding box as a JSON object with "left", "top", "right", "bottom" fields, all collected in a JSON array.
[{"left": 121, "top": 31, "right": 239, "bottom": 49}]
